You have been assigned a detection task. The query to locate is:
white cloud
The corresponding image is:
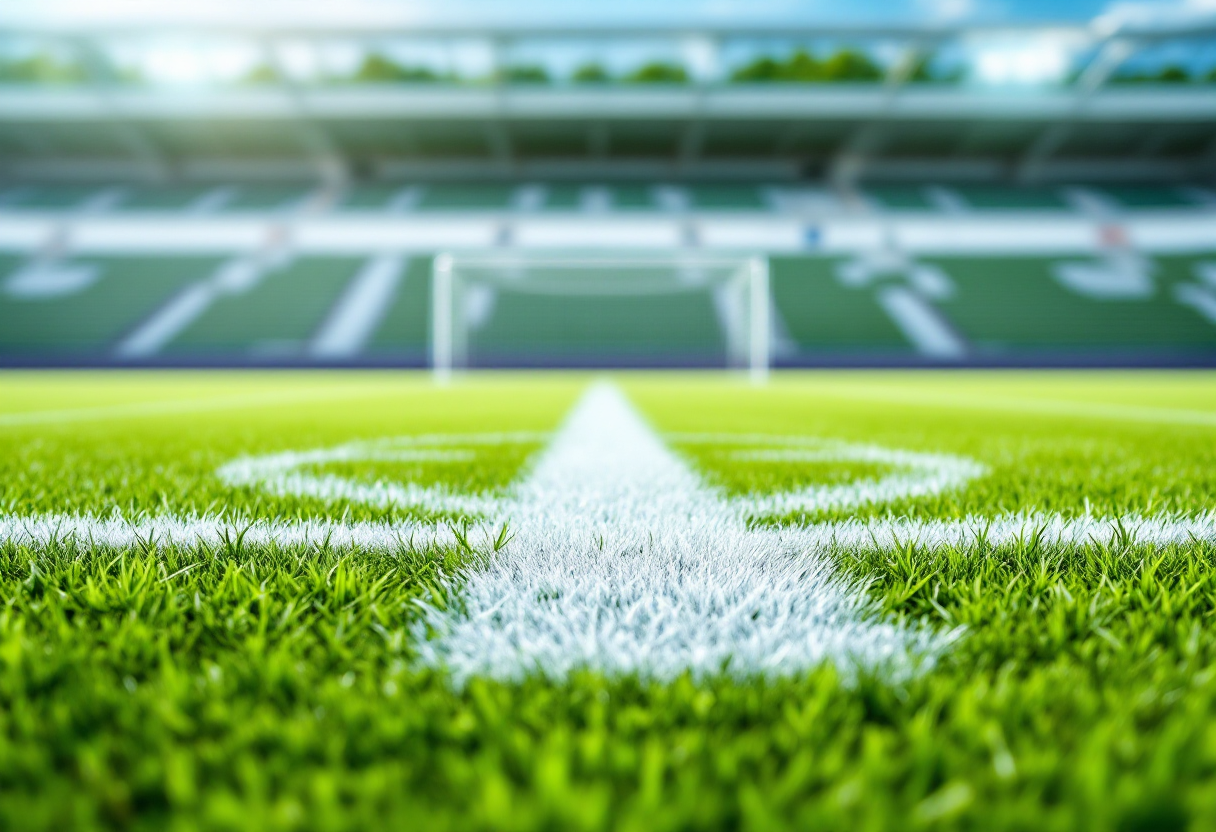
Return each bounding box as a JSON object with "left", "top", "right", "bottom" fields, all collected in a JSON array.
[{"left": 1096, "top": 0, "right": 1216, "bottom": 31}]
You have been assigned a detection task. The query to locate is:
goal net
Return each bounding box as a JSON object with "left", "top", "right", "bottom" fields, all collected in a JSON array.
[{"left": 430, "top": 251, "right": 769, "bottom": 381}]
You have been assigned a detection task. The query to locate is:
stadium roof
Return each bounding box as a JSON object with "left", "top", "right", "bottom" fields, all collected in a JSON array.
[{"left": 1, "top": 13, "right": 1214, "bottom": 184}]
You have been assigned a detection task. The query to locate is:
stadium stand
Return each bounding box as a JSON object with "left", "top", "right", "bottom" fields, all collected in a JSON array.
[
  {"left": 221, "top": 186, "right": 310, "bottom": 212},
  {"left": 950, "top": 186, "right": 1070, "bottom": 211},
  {"left": 769, "top": 257, "right": 915, "bottom": 355},
  {"left": 9, "top": 186, "right": 100, "bottom": 210},
  {"left": 417, "top": 185, "right": 516, "bottom": 211},
  {"left": 364, "top": 258, "right": 433, "bottom": 360},
  {"left": 864, "top": 186, "right": 937, "bottom": 211},
  {"left": 164, "top": 257, "right": 363, "bottom": 357},
  {"left": 922, "top": 256, "right": 1216, "bottom": 355},
  {"left": 118, "top": 186, "right": 218, "bottom": 211},
  {"left": 0, "top": 256, "right": 222, "bottom": 357},
  {"left": 1, "top": 21, "right": 1214, "bottom": 367}
]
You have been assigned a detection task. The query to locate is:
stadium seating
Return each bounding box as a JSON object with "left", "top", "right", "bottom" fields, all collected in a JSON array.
[
  {"left": 1096, "top": 185, "right": 1198, "bottom": 209},
  {"left": 687, "top": 185, "right": 770, "bottom": 210},
  {"left": 118, "top": 186, "right": 218, "bottom": 211},
  {"left": 769, "top": 257, "right": 914, "bottom": 354},
  {"left": 1, "top": 180, "right": 1214, "bottom": 365},
  {"left": 7, "top": 185, "right": 101, "bottom": 210},
  {"left": 365, "top": 258, "right": 433, "bottom": 359},
  {"left": 950, "top": 186, "right": 1069, "bottom": 210},
  {"left": 338, "top": 185, "right": 407, "bottom": 210},
  {"left": 417, "top": 185, "right": 515, "bottom": 210},
  {"left": 220, "top": 185, "right": 310, "bottom": 212},
  {"left": 922, "top": 256, "right": 1216, "bottom": 353},
  {"left": 863, "top": 185, "right": 936, "bottom": 210},
  {"left": 0, "top": 256, "right": 221, "bottom": 356},
  {"left": 164, "top": 257, "right": 362, "bottom": 356}
]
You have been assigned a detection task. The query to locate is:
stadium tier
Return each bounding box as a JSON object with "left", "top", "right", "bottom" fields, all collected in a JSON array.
[
  {"left": 163, "top": 257, "right": 365, "bottom": 357},
  {"left": 3, "top": 227, "right": 1215, "bottom": 365},
  {"left": 0, "top": 256, "right": 223, "bottom": 357}
]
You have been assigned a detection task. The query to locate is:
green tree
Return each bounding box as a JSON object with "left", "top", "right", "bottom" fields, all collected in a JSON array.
[
  {"left": 572, "top": 62, "right": 610, "bottom": 83},
  {"left": 351, "top": 53, "right": 441, "bottom": 84},
  {"left": 624, "top": 62, "right": 688, "bottom": 84}
]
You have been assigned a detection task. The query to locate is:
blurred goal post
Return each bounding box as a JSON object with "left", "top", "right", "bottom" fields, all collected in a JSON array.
[{"left": 430, "top": 251, "right": 770, "bottom": 383}]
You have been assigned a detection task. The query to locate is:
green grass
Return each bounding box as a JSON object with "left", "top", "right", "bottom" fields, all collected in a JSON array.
[{"left": 3, "top": 370, "right": 1216, "bottom": 831}]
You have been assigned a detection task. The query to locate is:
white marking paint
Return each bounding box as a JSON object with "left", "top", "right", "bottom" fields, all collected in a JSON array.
[
  {"left": 672, "top": 433, "right": 986, "bottom": 518},
  {"left": 0, "top": 388, "right": 391, "bottom": 429},
  {"left": 215, "top": 432, "right": 546, "bottom": 517},
  {"left": 4, "top": 262, "right": 100, "bottom": 298},
  {"left": 116, "top": 282, "right": 217, "bottom": 358},
  {"left": 783, "top": 511, "right": 1216, "bottom": 553},
  {"left": 411, "top": 384, "right": 954, "bottom": 684},
  {"left": 309, "top": 254, "right": 406, "bottom": 359},
  {"left": 1175, "top": 283, "right": 1216, "bottom": 326},
  {"left": 877, "top": 286, "right": 968, "bottom": 359},
  {"left": 0, "top": 512, "right": 458, "bottom": 553},
  {"left": 5, "top": 510, "right": 1212, "bottom": 560},
  {"left": 115, "top": 256, "right": 274, "bottom": 358}
]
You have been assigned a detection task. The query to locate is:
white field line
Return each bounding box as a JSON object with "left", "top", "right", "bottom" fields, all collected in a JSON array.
[
  {"left": 115, "top": 282, "right": 218, "bottom": 358},
  {"left": 809, "top": 386, "right": 1216, "bottom": 428},
  {"left": 411, "top": 383, "right": 954, "bottom": 684},
  {"left": 876, "top": 286, "right": 968, "bottom": 359},
  {"left": 4, "top": 510, "right": 1213, "bottom": 558},
  {"left": 215, "top": 432, "right": 546, "bottom": 516},
  {"left": 0, "top": 387, "right": 393, "bottom": 429},
  {"left": 115, "top": 256, "right": 266, "bottom": 358},
  {"left": 670, "top": 433, "right": 985, "bottom": 517},
  {"left": 1175, "top": 283, "right": 1216, "bottom": 325},
  {"left": 309, "top": 253, "right": 406, "bottom": 359},
  {"left": 784, "top": 511, "right": 1216, "bottom": 552},
  {"left": 0, "top": 513, "right": 459, "bottom": 552}
]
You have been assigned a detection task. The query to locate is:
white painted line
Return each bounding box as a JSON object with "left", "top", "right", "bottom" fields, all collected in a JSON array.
[
  {"left": 115, "top": 282, "right": 217, "bottom": 358},
  {"left": 1175, "top": 284, "right": 1216, "bottom": 325},
  {"left": 114, "top": 256, "right": 273, "bottom": 358},
  {"left": 413, "top": 383, "right": 951, "bottom": 684},
  {"left": 925, "top": 186, "right": 969, "bottom": 215},
  {"left": 784, "top": 511, "right": 1216, "bottom": 553},
  {"left": 0, "top": 388, "right": 389, "bottom": 429},
  {"left": 216, "top": 432, "right": 545, "bottom": 517},
  {"left": 0, "top": 513, "right": 457, "bottom": 553},
  {"left": 309, "top": 254, "right": 406, "bottom": 359},
  {"left": 4, "top": 510, "right": 1212, "bottom": 563},
  {"left": 677, "top": 435, "right": 988, "bottom": 518},
  {"left": 387, "top": 186, "right": 423, "bottom": 213},
  {"left": 876, "top": 286, "right": 967, "bottom": 358},
  {"left": 187, "top": 186, "right": 236, "bottom": 215},
  {"left": 809, "top": 386, "right": 1216, "bottom": 428}
]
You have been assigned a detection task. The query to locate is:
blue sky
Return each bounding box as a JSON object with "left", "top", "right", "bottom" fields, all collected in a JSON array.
[{"left": 2, "top": 0, "right": 1211, "bottom": 27}]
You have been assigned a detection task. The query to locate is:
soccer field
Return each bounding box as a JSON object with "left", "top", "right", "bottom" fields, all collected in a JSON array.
[{"left": 3, "top": 370, "right": 1216, "bottom": 830}]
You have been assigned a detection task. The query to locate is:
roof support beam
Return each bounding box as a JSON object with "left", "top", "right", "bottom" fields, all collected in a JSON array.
[
  {"left": 1017, "top": 36, "right": 1138, "bottom": 182},
  {"left": 261, "top": 37, "right": 349, "bottom": 185}
]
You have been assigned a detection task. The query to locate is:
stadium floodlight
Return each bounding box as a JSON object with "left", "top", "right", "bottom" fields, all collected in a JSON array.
[{"left": 430, "top": 251, "right": 770, "bottom": 384}]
